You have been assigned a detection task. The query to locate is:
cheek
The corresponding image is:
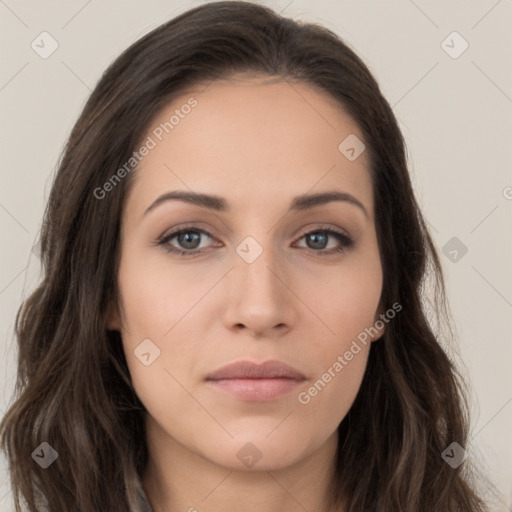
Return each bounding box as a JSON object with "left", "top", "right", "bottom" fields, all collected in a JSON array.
[
  {"left": 293, "top": 270, "right": 381, "bottom": 435},
  {"left": 116, "top": 245, "right": 206, "bottom": 340},
  {"left": 303, "top": 255, "right": 382, "bottom": 349},
  {"left": 297, "top": 342, "right": 369, "bottom": 429},
  {"left": 296, "top": 250, "right": 382, "bottom": 402},
  {"left": 116, "top": 246, "right": 209, "bottom": 409}
]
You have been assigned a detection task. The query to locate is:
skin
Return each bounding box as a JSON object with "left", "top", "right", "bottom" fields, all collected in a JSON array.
[{"left": 108, "top": 73, "right": 384, "bottom": 512}]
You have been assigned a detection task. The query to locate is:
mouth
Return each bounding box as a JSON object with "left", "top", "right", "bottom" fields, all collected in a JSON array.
[{"left": 205, "top": 360, "right": 306, "bottom": 402}]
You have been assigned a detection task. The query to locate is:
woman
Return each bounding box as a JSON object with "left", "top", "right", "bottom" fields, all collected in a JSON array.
[{"left": 0, "top": 1, "right": 491, "bottom": 510}]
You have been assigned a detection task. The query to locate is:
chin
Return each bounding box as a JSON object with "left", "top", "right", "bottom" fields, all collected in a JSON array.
[{"left": 196, "top": 424, "right": 321, "bottom": 472}]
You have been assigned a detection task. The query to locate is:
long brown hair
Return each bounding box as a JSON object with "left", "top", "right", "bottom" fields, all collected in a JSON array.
[{"left": 1, "top": 1, "right": 492, "bottom": 510}]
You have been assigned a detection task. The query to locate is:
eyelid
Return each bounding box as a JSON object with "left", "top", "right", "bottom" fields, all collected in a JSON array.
[{"left": 157, "top": 222, "right": 217, "bottom": 244}]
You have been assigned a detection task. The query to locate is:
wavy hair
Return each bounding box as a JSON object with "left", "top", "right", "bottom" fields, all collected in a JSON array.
[{"left": 1, "top": 1, "right": 492, "bottom": 510}]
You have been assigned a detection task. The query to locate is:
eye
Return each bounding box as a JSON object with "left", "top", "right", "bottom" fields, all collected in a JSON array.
[
  {"left": 156, "top": 225, "right": 354, "bottom": 257},
  {"left": 294, "top": 227, "right": 354, "bottom": 256},
  {"left": 157, "top": 226, "right": 215, "bottom": 256}
]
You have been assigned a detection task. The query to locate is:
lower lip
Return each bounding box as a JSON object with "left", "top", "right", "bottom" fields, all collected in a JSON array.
[{"left": 206, "top": 378, "right": 304, "bottom": 401}]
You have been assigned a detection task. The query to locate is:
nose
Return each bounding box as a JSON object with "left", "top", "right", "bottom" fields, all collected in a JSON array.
[{"left": 222, "top": 243, "right": 298, "bottom": 338}]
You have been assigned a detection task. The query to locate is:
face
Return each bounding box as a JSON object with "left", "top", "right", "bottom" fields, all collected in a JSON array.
[{"left": 109, "top": 74, "right": 384, "bottom": 472}]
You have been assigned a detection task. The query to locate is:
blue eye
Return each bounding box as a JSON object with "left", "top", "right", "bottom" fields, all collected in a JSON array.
[
  {"left": 157, "top": 227, "right": 214, "bottom": 256},
  {"left": 296, "top": 229, "right": 354, "bottom": 254},
  {"left": 157, "top": 225, "right": 354, "bottom": 257}
]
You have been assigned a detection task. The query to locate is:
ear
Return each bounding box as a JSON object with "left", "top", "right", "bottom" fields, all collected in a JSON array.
[
  {"left": 106, "top": 300, "right": 122, "bottom": 331},
  {"left": 370, "top": 307, "right": 387, "bottom": 343}
]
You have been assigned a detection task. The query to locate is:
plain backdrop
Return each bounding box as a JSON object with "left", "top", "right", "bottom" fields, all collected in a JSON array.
[{"left": 1, "top": 0, "right": 511, "bottom": 510}]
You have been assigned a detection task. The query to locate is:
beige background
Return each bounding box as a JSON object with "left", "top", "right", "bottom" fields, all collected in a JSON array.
[{"left": 1, "top": 0, "right": 511, "bottom": 510}]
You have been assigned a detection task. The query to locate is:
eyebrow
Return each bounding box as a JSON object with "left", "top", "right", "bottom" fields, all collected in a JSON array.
[{"left": 143, "top": 190, "right": 369, "bottom": 218}]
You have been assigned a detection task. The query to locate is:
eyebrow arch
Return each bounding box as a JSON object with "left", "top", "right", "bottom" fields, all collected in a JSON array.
[{"left": 143, "top": 190, "right": 369, "bottom": 218}]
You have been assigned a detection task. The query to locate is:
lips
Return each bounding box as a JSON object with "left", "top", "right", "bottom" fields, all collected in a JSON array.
[
  {"left": 205, "top": 360, "right": 306, "bottom": 402},
  {"left": 206, "top": 360, "right": 306, "bottom": 381}
]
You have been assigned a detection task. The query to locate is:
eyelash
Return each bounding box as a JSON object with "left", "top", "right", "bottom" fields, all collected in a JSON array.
[{"left": 156, "top": 224, "right": 354, "bottom": 258}]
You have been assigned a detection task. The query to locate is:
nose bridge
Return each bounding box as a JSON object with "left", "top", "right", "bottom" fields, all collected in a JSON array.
[
  {"left": 236, "top": 235, "right": 284, "bottom": 303},
  {"left": 225, "top": 231, "right": 296, "bottom": 333}
]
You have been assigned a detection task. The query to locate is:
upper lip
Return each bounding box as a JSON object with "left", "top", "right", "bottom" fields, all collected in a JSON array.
[{"left": 206, "top": 360, "right": 306, "bottom": 381}]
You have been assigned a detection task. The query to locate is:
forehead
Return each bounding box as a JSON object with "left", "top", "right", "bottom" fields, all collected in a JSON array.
[{"left": 125, "top": 75, "right": 373, "bottom": 219}]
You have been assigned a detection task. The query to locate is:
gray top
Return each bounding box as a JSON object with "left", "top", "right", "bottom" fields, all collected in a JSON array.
[{"left": 135, "top": 485, "right": 154, "bottom": 512}]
